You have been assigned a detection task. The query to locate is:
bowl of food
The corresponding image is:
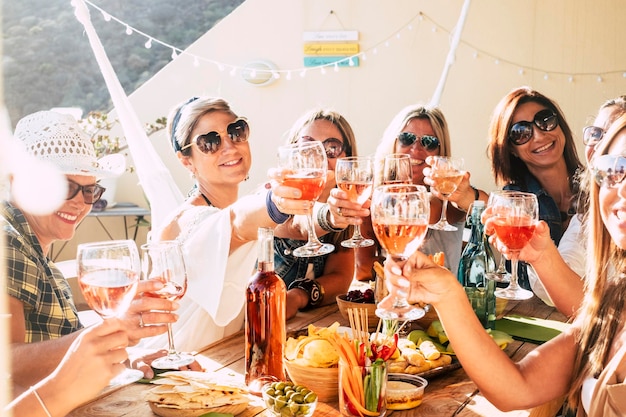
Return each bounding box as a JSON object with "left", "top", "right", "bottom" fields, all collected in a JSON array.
[
  {"left": 262, "top": 381, "right": 318, "bottom": 417},
  {"left": 336, "top": 290, "right": 379, "bottom": 330},
  {"left": 386, "top": 373, "right": 428, "bottom": 410},
  {"left": 283, "top": 359, "right": 338, "bottom": 402}
]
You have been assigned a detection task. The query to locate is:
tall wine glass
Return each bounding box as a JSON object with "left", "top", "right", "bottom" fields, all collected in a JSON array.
[
  {"left": 335, "top": 156, "right": 374, "bottom": 248},
  {"left": 76, "top": 239, "right": 144, "bottom": 386},
  {"left": 382, "top": 153, "right": 413, "bottom": 185},
  {"left": 429, "top": 156, "right": 465, "bottom": 231},
  {"left": 141, "top": 240, "right": 194, "bottom": 369},
  {"left": 487, "top": 191, "right": 538, "bottom": 300},
  {"left": 371, "top": 184, "right": 430, "bottom": 320},
  {"left": 278, "top": 141, "right": 334, "bottom": 257}
]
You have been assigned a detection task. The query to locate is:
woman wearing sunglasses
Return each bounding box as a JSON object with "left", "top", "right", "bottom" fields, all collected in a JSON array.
[
  {"left": 381, "top": 113, "right": 626, "bottom": 417},
  {"left": 517, "top": 96, "right": 626, "bottom": 317},
  {"left": 488, "top": 86, "right": 583, "bottom": 291},
  {"left": 144, "top": 98, "right": 350, "bottom": 352},
  {"left": 356, "top": 104, "right": 486, "bottom": 279},
  {"left": 273, "top": 108, "right": 361, "bottom": 319},
  {"left": 3, "top": 111, "right": 181, "bottom": 392}
]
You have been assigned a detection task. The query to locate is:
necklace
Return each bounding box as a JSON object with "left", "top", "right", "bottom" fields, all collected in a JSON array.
[{"left": 199, "top": 192, "right": 212, "bottom": 207}]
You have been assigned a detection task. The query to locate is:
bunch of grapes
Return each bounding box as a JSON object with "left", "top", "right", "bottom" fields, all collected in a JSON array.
[{"left": 345, "top": 288, "right": 375, "bottom": 303}]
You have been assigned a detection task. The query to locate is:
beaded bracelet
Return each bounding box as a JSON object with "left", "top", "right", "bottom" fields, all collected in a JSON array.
[
  {"left": 31, "top": 387, "right": 52, "bottom": 417},
  {"left": 266, "top": 190, "right": 291, "bottom": 224},
  {"left": 316, "top": 203, "right": 345, "bottom": 233}
]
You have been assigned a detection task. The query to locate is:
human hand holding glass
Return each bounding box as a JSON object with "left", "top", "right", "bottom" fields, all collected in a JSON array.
[
  {"left": 141, "top": 240, "right": 194, "bottom": 369},
  {"left": 428, "top": 156, "right": 465, "bottom": 231},
  {"left": 277, "top": 141, "right": 334, "bottom": 257},
  {"left": 335, "top": 156, "right": 374, "bottom": 248},
  {"left": 76, "top": 239, "right": 144, "bottom": 386},
  {"left": 486, "top": 191, "right": 538, "bottom": 300},
  {"left": 371, "top": 184, "right": 430, "bottom": 320}
]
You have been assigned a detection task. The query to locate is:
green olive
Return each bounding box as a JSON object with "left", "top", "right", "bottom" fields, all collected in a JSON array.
[{"left": 304, "top": 392, "right": 317, "bottom": 403}]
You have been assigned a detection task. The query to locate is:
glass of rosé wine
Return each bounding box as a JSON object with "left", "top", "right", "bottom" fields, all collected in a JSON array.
[
  {"left": 371, "top": 184, "right": 430, "bottom": 320},
  {"left": 76, "top": 239, "right": 144, "bottom": 385},
  {"left": 335, "top": 156, "right": 375, "bottom": 248},
  {"left": 487, "top": 191, "right": 538, "bottom": 300},
  {"left": 382, "top": 153, "right": 413, "bottom": 185},
  {"left": 428, "top": 156, "right": 465, "bottom": 231},
  {"left": 277, "top": 141, "right": 334, "bottom": 257},
  {"left": 141, "top": 240, "right": 194, "bottom": 369}
]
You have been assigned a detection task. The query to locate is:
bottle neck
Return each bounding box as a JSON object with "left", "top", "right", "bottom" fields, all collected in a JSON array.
[{"left": 257, "top": 228, "right": 275, "bottom": 271}]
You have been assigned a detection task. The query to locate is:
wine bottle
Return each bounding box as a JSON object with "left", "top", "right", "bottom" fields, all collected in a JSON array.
[
  {"left": 245, "top": 227, "right": 287, "bottom": 394},
  {"left": 457, "top": 201, "right": 497, "bottom": 329}
]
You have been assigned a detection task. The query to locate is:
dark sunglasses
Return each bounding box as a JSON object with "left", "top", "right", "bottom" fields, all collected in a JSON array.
[
  {"left": 67, "top": 179, "right": 105, "bottom": 204},
  {"left": 508, "top": 109, "right": 559, "bottom": 145},
  {"left": 181, "top": 118, "right": 249, "bottom": 154},
  {"left": 397, "top": 132, "right": 440, "bottom": 151},
  {"left": 583, "top": 125, "right": 604, "bottom": 147},
  {"left": 300, "top": 136, "right": 346, "bottom": 159},
  {"left": 592, "top": 154, "right": 626, "bottom": 188}
]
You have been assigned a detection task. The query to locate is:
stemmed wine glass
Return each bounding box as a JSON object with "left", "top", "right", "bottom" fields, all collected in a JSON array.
[
  {"left": 371, "top": 184, "right": 430, "bottom": 320},
  {"left": 277, "top": 141, "right": 334, "bottom": 257},
  {"left": 76, "top": 239, "right": 144, "bottom": 386},
  {"left": 141, "top": 240, "right": 194, "bottom": 369},
  {"left": 428, "top": 156, "right": 465, "bottom": 231},
  {"left": 382, "top": 153, "right": 413, "bottom": 185},
  {"left": 491, "top": 250, "right": 512, "bottom": 283},
  {"left": 487, "top": 191, "right": 538, "bottom": 300},
  {"left": 335, "top": 156, "right": 375, "bottom": 248}
]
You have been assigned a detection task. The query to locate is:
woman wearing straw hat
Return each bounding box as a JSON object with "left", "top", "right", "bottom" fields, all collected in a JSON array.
[{"left": 2, "top": 110, "right": 181, "bottom": 391}]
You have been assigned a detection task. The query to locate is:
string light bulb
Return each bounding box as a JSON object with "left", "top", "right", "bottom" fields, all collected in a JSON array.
[
  {"left": 125, "top": 25, "right": 132, "bottom": 35},
  {"left": 101, "top": 11, "right": 111, "bottom": 21},
  {"left": 171, "top": 48, "right": 178, "bottom": 59},
  {"left": 144, "top": 38, "right": 152, "bottom": 49}
]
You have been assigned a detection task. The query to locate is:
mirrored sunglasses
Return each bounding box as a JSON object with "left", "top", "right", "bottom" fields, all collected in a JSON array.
[
  {"left": 592, "top": 154, "right": 626, "bottom": 188},
  {"left": 181, "top": 118, "right": 249, "bottom": 154},
  {"left": 67, "top": 179, "right": 105, "bottom": 204},
  {"left": 397, "top": 132, "right": 440, "bottom": 151},
  {"left": 508, "top": 109, "right": 559, "bottom": 145},
  {"left": 300, "top": 136, "right": 345, "bottom": 159},
  {"left": 583, "top": 125, "right": 604, "bottom": 147}
]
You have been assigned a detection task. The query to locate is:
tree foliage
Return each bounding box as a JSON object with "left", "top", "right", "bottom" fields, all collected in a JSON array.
[{"left": 2, "top": 0, "right": 244, "bottom": 126}]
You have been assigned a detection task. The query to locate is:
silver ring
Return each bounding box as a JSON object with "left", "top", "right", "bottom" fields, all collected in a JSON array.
[
  {"left": 337, "top": 207, "right": 343, "bottom": 216},
  {"left": 139, "top": 312, "right": 144, "bottom": 328}
]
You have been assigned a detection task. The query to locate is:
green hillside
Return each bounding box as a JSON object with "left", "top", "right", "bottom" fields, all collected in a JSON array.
[{"left": 2, "top": 0, "right": 244, "bottom": 126}]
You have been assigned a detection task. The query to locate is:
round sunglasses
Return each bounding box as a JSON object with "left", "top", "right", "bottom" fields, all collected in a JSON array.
[
  {"left": 181, "top": 118, "right": 249, "bottom": 154},
  {"left": 508, "top": 109, "right": 559, "bottom": 145},
  {"left": 583, "top": 125, "right": 604, "bottom": 147},
  {"left": 67, "top": 179, "right": 105, "bottom": 204},
  {"left": 300, "top": 136, "right": 346, "bottom": 159},
  {"left": 592, "top": 154, "right": 626, "bottom": 188},
  {"left": 396, "top": 132, "right": 440, "bottom": 151}
]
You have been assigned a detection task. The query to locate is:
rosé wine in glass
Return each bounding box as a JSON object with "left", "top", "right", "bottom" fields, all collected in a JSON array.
[
  {"left": 429, "top": 156, "right": 465, "bottom": 231},
  {"left": 336, "top": 156, "right": 375, "bottom": 248}
]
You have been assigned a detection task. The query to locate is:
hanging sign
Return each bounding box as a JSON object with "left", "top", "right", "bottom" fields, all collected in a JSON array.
[
  {"left": 303, "top": 43, "right": 360, "bottom": 55},
  {"left": 302, "top": 31, "right": 359, "bottom": 42}
]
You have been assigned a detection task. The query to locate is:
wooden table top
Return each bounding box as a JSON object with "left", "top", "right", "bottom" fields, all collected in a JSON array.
[{"left": 67, "top": 295, "right": 567, "bottom": 417}]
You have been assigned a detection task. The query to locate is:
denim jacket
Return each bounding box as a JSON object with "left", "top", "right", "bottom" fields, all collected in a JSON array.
[
  {"left": 273, "top": 237, "right": 329, "bottom": 288},
  {"left": 504, "top": 173, "right": 567, "bottom": 290}
]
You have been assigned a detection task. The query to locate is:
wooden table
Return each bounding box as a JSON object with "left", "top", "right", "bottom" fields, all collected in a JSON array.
[{"left": 68, "top": 296, "right": 567, "bottom": 417}]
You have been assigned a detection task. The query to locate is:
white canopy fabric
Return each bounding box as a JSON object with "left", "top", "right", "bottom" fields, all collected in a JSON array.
[{"left": 72, "top": 0, "right": 184, "bottom": 232}]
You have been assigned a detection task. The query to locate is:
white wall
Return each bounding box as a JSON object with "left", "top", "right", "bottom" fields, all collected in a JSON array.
[{"left": 62, "top": 0, "right": 626, "bottom": 260}]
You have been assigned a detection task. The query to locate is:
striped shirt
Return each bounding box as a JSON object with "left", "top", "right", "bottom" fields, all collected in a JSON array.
[{"left": 1, "top": 201, "right": 82, "bottom": 342}]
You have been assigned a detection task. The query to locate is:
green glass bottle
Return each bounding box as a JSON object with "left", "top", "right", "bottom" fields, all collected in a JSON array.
[{"left": 457, "top": 201, "right": 497, "bottom": 329}]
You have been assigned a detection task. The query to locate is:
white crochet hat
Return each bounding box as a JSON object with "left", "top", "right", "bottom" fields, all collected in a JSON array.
[{"left": 13, "top": 110, "right": 125, "bottom": 179}]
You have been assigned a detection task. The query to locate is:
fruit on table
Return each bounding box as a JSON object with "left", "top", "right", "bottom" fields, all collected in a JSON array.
[{"left": 346, "top": 288, "right": 375, "bottom": 303}]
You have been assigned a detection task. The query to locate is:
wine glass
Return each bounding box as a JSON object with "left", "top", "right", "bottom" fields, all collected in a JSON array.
[
  {"left": 371, "top": 184, "right": 430, "bottom": 320},
  {"left": 428, "top": 156, "right": 465, "bottom": 231},
  {"left": 487, "top": 191, "right": 538, "bottom": 300},
  {"left": 277, "top": 141, "right": 334, "bottom": 257},
  {"left": 76, "top": 239, "right": 144, "bottom": 386},
  {"left": 382, "top": 153, "right": 413, "bottom": 185},
  {"left": 490, "top": 251, "right": 512, "bottom": 283},
  {"left": 335, "top": 156, "right": 375, "bottom": 248},
  {"left": 141, "top": 240, "right": 194, "bottom": 369}
]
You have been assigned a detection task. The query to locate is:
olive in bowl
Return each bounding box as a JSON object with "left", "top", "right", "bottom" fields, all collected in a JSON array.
[{"left": 262, "top": 381, "right": 318, "bottom": 417}]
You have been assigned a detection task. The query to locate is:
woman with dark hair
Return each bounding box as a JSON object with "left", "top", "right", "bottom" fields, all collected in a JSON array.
[{"left": 487, "top": 87, "right": 583, "bottom": 290}]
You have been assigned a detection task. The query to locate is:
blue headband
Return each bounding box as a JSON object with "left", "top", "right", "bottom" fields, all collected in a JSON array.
[{"left": 171, "top": 96, "right": 200, "bottom": 152}]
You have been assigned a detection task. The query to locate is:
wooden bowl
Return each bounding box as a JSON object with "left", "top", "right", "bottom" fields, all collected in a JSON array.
[
  {"left": 336, "top": 294, "right": 379, "bottom": 330},
  {"left": 283, "top": 359, "right": 338, "bottom": 402}
]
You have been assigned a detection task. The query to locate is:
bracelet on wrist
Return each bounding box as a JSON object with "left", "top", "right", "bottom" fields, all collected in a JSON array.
[
  {"left": 266, "top": 190, "right": 291, "bottom": 224},
  {"left": 317, "top": 203, "right": 345, "bottom": 233},
  {"left": 471, "top": 185, "right": 479, "bottom": 201},
  {"left": 31, "top": 387, "right": 52, "bottom": 417},
  {"left": 288, "top": 278, "right": 325, "bottom": 309}
]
